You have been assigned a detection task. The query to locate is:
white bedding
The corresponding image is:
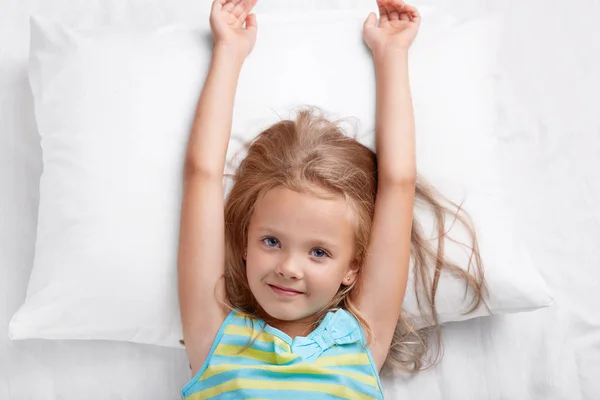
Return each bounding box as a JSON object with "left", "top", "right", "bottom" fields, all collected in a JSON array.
[{"left": 1, "top": 0, "right": 598, "bottom": 399}]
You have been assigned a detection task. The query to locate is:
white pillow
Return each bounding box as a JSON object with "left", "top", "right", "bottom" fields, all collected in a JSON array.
[{"left": 9, "top": 8, "right": 552, "bottom": 348}]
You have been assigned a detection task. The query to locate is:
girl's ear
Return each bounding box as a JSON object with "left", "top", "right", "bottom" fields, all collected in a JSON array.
[{"left": 342, "top": 260, "right": 360, "bottom": 286}]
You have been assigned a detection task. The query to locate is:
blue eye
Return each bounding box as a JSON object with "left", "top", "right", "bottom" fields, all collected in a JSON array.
[
  {"left": 262, "top": 237, "right": 280, "bottom": 248},
  {"left": 311, "top": 248, "right": 328, "bottom": 258}
]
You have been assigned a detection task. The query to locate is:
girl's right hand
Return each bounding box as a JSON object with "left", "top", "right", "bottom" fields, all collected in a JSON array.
[{"left": 210, "top": 0, "right": 258, "bottom": 59}]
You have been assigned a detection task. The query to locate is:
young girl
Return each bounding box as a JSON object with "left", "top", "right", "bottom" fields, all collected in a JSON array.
[{"left": 178, "top": 0, "right": 486, "bottom": 398}]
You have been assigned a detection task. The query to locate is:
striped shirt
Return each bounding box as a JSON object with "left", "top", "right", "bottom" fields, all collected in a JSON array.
[{"left": 181, "top": 309, "right": 384, "bottom": 399}]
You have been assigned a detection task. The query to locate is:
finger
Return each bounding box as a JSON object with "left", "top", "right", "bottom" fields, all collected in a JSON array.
[
  {"left": 245, "top": 13, "right": 257, "bottom": 31},
  {"left": 377, "top": 0, "right": 389, "bottom": 23},
  {"left": 364, "top": 12, "right": 377, "bottom": 29},
  {"left": 233, "top": 0, "right": 251, "bottom": 18},
  {"left": 236, "top": 0, "right": 256, "bottom": 22},
  {"left": 399, "top": 2, "right": 411, "bottom": 22},
  {"left": 232, "top": 1, "right": 245, "bottom": 18},
  {"left": 223, "top": 0, "right": 241, "bottom": 13},
  {"left": 211, "top": 0, "right": 223, "bottom": 14},
  {"left": 399, "top": 9, "right": 410, "bottom": 22},
  {"left": 402, "top": 4, "right": 421, "bottom": 22},
  {"left": 388, "top": 0, "right": 401, "bottom": 21}
]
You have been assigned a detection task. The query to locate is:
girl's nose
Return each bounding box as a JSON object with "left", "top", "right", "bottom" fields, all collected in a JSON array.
[{"left": 275, "top": 253, "right": 304, "bottom": 280}]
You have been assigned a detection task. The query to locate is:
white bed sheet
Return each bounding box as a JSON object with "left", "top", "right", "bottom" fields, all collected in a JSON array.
[{"left": 1, "top": 0, "right": 598, "bottom": 399}]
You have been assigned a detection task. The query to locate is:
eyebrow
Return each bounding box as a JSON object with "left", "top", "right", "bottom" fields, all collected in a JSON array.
[{"left": 255, "top": 227, "right": 340, "bottom": 251}]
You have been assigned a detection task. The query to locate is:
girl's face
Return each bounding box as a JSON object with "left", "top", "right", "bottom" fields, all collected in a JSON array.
[{"left": 245, "top": 186, "right": 358, "bottom": 325}]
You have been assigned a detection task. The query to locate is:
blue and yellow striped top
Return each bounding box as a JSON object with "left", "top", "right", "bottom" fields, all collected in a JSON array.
[{"left": 181, "top": 308, "right": 384, "bottom": 399}]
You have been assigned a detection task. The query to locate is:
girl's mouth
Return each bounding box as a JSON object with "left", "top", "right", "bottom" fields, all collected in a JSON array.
[{"left": 268, "top": 284, "right": 304, "bottom": 296}]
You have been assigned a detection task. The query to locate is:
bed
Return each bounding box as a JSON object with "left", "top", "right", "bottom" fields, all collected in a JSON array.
[{"left": 1, "top": 0, "right": 598, "bottom": 399}]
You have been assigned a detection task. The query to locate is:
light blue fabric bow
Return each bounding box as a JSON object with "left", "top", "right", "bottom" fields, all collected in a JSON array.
[{"left": 290, "top": 309, "right": 364, "bottom": 362}]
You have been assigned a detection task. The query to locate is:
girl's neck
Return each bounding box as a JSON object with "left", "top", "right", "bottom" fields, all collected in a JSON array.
[{"left": 261, "top": 312, "right": 319, "bottom": 339}]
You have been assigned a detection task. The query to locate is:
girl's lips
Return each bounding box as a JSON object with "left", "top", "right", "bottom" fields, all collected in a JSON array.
[{"left": 268, "top": 284, "right": 303, "bottom": 296}]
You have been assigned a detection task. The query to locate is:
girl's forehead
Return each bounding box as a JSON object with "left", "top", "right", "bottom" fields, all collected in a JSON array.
[{"left": 251, "top": 186, "right": 355, "bottom": 241}]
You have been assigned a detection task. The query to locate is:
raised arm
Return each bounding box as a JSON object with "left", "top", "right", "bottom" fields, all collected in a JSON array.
[
  {"left": 355, "top": 0, "right": 421, "bottom": 371},
  {"left": 178, "top": 0, "right": 257, "bottom": 377}
]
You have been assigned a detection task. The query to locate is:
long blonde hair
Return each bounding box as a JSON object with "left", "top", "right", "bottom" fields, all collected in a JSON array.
[{"left": 223, "top": 108, "right": 487, "bottom": 372}]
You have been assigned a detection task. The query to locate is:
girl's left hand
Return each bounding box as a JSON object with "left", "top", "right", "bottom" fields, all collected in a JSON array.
[{"left": 363, "top": 0, "right": 421, "bottom": 56}]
